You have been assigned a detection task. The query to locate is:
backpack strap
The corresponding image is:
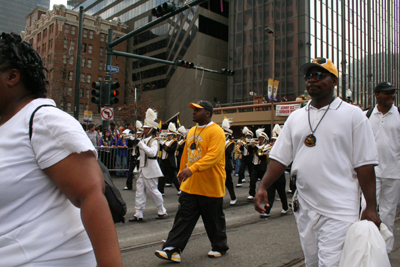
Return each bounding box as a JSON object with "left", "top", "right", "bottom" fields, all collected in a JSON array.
[
  {"left": 29, "top": 104, "right": 57, "bottom": 140},
  {"left": 366, "top": 107, "right": 374, "bottom": 118}
]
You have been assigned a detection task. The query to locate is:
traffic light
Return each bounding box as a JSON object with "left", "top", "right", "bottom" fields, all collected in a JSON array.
[
  {"left": 151, "top": 2, "right": 176, "bottom": 18},
  {"left": 177, "top": 59, "right": 194, "bottom": 68},
  {"left": 221, "top": 68, "right": 235, "bottom": 76},
  {"left": 91, "top": 81, "right": 102, "bottom": 104},
  {"left": 110, "top": 82, "right": 120, "bottom": 104}
]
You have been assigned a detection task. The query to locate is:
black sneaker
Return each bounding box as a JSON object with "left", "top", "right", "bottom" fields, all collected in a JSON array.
[{"left": 155, "top": 248, "right": 181, "bottom": 263}]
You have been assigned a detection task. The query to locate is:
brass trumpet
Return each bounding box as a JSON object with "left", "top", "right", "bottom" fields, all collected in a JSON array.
[
  {"left": 257, "top": 144, "right": 272, "bottom": 156},
  {"left": 156, "top": 136, "right": 168, "bottom": 142}
]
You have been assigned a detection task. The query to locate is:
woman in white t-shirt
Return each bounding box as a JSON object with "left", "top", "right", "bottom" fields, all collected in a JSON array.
[{"left": 0, "top": 33, "right": 122, "bottom": 266}]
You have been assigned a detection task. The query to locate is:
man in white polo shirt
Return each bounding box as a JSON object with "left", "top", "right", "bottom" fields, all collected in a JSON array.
[
  {"left": 365, "top": 81, "right": 400, "bottom": 253},
  {"left": 254, "top": 57, "right": 381, "bottom": 267}
]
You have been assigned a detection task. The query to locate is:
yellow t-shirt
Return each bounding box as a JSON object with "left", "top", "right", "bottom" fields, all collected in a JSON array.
[{"left": 179, "top": 122, "right": 226, "bottom": 198}]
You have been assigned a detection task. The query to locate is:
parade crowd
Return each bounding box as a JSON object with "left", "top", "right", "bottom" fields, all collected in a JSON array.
[{"left": 2, "top": 31, "right": 399, "bottom": 267}]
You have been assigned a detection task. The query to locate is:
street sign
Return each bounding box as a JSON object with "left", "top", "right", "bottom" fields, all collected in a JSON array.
[
  {"left": 101, "top": 107, "right": 114, "bottom": 121},
  {"left": 109, "top": 70, "right": 117, "bottom": 76},
  {"left": 107, "top": 65, "right": 119, "bottom": 73}
]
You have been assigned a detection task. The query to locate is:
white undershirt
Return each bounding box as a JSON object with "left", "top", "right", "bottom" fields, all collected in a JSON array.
[{"left": 270, "top": 98, "right": 378, "bottom": 223}]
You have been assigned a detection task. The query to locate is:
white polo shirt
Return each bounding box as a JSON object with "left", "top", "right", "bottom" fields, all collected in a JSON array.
[
  {"left": 270, "top": 97, "right": 378, "bottom": 223},
  {"left": 366, "top": 105, "right": 400, "bottom": 179}
]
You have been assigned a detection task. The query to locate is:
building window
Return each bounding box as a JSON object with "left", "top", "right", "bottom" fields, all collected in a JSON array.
[
  {"left": 83, "top": 29, "right": 88, "bottom": 38},
  {"left": 82, "top": 43, "right": 87, "bottom": 52},
  {"left": 69, "top": 55, "right": 74, "bottom": 65},
  {"left": 71, "top": 26, "right": 76, "bottom": 35},
  {"left": 79, "top": 103, "right": 84, "bottom": 113},
  {"left": 49, "top": 23, "right": 54, "bottom": 34},
  {"left": 89, "top": 30, "right": 93, "bottom": 39},
  {"left": 67, "top": 86, "right": 72, "bottom": 95},
  {"left": 86, "top": 74, "right": 91, "bottom": 83},
  {"left": 59, "top": 101, "right": 64, "bottom": 110},
  {"left": 88, "top": 44, "right": 93, "bottom": 54},
  {"left": 81, "top": 58, "right": 85, "bottom": 67},
  {"left": 63, "top": 54, "right": 67, "bottom": 64},
  {"left": 64, "top": 39, "right": 68, "bottom": 49},
  {"left": 67, "top": 102, "right": 72, "bottom": 112},
  {"left": 65, "top": 24, "right": 70, "bottom": 34},
  {"left": 71, "top": 41, "right": 75, "bottom": 50},
  {"left": 87, "top": 59, "right": 92, "bottom": 68},
  {"left": 69, "top": 71, "right": 73, "bottom": 81},
  {"left": 86, "top": 89, "right": 89, "bottom": 98},
  {"left": 85, "top": 104, "right": 89, "bottom": 110},
  {"left": 43, "top": 28, "right": 47, "bottom": 39},
  {"left": 80, "top": 73, "right": 85, "bottom": 82},
  {"left": 99, "top": 61, "right": 103, "bottom": 70},
  {"left": 80, "top": 89, "right": 84, "bottom": 97},
  {"left": 99, "top": 47, "right": 104, "bottom": 56},
  {"left": 98, "top": 76, "right": 102, "bottom": 81},
  {"left": 100, "top": 33, "right": 105, "bottom": 42},
  {"left": 37, "top": 32, "right": 41, "bottom": 42}
]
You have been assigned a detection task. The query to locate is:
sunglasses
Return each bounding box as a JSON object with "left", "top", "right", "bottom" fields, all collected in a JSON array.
[{"left": 304, "top": 72, "right": 332, "bottom": 81}]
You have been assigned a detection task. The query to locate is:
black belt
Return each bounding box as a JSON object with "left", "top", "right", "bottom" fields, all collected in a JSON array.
[{"left": 148, "top": 156, "right": 157, "bottom": 159}]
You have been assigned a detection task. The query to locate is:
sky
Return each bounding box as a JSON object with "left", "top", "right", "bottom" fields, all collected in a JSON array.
[{"left": 49, "top": 0, "right": 68, "bottom": 9}]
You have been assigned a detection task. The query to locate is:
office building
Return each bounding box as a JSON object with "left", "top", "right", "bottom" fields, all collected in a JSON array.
[
  {"left": 22, "top": 5, "right": 127, "bottom": 125},
  {"left": 69, "top": 0, "right": 230, "bottom": 125},
  {"left": 0, "top": 0, "right": 50, "bottom": 34}
]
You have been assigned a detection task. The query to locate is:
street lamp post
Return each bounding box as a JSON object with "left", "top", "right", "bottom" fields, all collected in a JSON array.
[{"left": 265, "top": 27, "right": 275, "bottom": 135}]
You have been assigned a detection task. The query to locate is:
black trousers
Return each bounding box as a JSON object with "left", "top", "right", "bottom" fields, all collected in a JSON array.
[
  {"left": 265, "top": 173, "right": 289, "bottom": 213},
  {"left": 126, "top": 157, "right": 138, "bottom": 189},
  {"left": 225, "top": 169, "right": 236, "bottom": 200},
  {"left": 249, "top": 163, "right": 266, "bottom": 197},
  {"left": 238, "top": 155, "right": 253, "bottom": 184},
  {"left": 163, "top": 192, "right": 229, "bottom": 253},
  {"left": 159, "top": 160, "right": 179, "bottom": 193}
]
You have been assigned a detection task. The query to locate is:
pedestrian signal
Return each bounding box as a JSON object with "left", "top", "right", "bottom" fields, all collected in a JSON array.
[{"left": 91, "top": 82, "right": 102, "bottom": 104}]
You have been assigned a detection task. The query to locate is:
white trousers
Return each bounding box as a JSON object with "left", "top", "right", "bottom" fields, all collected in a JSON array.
[
  {"left": 376, "top": 177, "right": 400, "bottom": 253},
  {"left": 134, "top": 173, "right": 166, "bottom": 218},
  {"left": 294, "top": 194, "right": 353, "bottom": 267}
]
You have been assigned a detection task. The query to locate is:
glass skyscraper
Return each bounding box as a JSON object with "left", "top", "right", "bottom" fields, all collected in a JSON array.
[
  {"left": 0, "top": 0, "right": 50, "bottom": 34},
  {"left": 228, "top": 0, "right": 400, "bottom": 108}
]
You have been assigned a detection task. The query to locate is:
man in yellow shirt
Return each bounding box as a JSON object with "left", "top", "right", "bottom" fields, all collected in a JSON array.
[{"left": 155, "top": 100, "right": 229, "bottom": 263}]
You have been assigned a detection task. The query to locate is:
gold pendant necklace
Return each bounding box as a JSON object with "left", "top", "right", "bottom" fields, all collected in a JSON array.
[{"left": 304, "top": 99, "right": 334, "bottom": 147}]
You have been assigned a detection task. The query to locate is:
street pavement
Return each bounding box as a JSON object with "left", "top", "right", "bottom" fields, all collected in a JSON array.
[{"left": 112, "top": 174, "right": 400, "bottom": 266}]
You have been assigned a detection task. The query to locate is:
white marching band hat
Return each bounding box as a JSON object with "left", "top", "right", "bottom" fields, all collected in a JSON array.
[
  {"left": 242, "top": 126, "right": 254, "bottom": 137},
  {"left": 222, "top": 118, "right": 233, "bottom": 135},
  {"left": 135, "top": 120, "right": 143, "bottom": 134},
  {"left": 167, "top": 122, "right": 178, "bottom": 135},
  {"left": 143, "top": 108, "right": 159, "bottom": 129},
  {"left": 272, "top": 124, "right": 282, "bottom": 140},
  {"left": 177, "top": 126, "right": 186, "bottom": 136},
  {"left": 256, "top": 128, "right": 269, "bottom": 141}
]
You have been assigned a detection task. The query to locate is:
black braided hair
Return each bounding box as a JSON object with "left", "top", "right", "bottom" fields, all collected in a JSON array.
[{"left": 0, "top": 32, "right": 48, "bottom": 98}]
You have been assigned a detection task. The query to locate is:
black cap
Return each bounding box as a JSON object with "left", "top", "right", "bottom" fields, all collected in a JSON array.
[
  {"left": 374, "top": 82, "right": 398, "bottom": 93},
  {"left": 189, "top": 100, "right": 214, "bottom": 114}
]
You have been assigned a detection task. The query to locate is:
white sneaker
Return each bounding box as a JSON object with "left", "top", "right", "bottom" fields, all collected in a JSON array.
[
  {"left": 281, "top": 209, "right": 289, "bottom": 215},
  {"left": 260, "top": 213, "right": 270, "bottom": 218},
  {"left": 236, "top": 183, "right": 243, "bottom": 187},
  {"left": 230, "top": 199, "right": 237, "bottom": 205},
  {"left": 165, "top": 183, "right": 172, "bottom": 187},
  {"left": 207, "top": 250, "right": 225, "bottom": 258},
  {"left": 177, "top": 190, "right": 181, "bottom": 195},
  {"left": 234, "top": 174, "right": 238, "bottom": 176},
  {"left": 242, "top": 179, "right": 246, "bottom": 182},
  {"left": 247, "top": 195, "right": 254, "bottom": 200}
]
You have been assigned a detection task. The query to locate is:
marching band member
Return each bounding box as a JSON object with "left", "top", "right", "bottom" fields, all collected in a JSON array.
[
  {"left": 221, "top": 119, "right": 237, "bottom": 205},
  {"left": 129, "top": 108, "right": 167, "bottom": 222},
  {"left": 176, "top": 126, "right": 187, "bottom": 172},
  {"left": 158, "top": 123, "right": 180, "bottom": 194},
  {"left": 248, "top": 128, "right": 269, "bottom": 201},
  {"left": 124, "top": 120, "right": 143, "bottom": 190},
  {"left": 237, "top": 127, "right": 254, "bottom": 187},
  {"left": 261, "top": 125, "right": 289, "bottom": 218}
]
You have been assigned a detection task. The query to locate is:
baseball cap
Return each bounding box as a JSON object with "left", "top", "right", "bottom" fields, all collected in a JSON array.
[
  {"left": 374, "top": 82, "right": 399, "bottom": 93},
  {"left": 189, "top": 100, "right": 214, "bottom": 114},
  {"left": 300, "top": 57, "right": 339, "bottom": 78}
]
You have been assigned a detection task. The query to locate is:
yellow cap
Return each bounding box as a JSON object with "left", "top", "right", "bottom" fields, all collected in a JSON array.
[{"left": 300, "top": 57, "right": 338, "bottom": 78}]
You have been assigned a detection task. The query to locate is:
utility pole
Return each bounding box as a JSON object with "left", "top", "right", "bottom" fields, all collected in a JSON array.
[{"left": 73, "top": 6, "right": 84, "bottom": 120}]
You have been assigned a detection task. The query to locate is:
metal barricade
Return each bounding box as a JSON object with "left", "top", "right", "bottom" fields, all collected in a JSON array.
[{"left": 95, "top": 146, "right": 133, "bottom": 176}]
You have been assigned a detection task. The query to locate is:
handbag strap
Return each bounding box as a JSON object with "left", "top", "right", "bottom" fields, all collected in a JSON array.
[{"left": 29, "top": 104, "right": 57, "bottom": 140}]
